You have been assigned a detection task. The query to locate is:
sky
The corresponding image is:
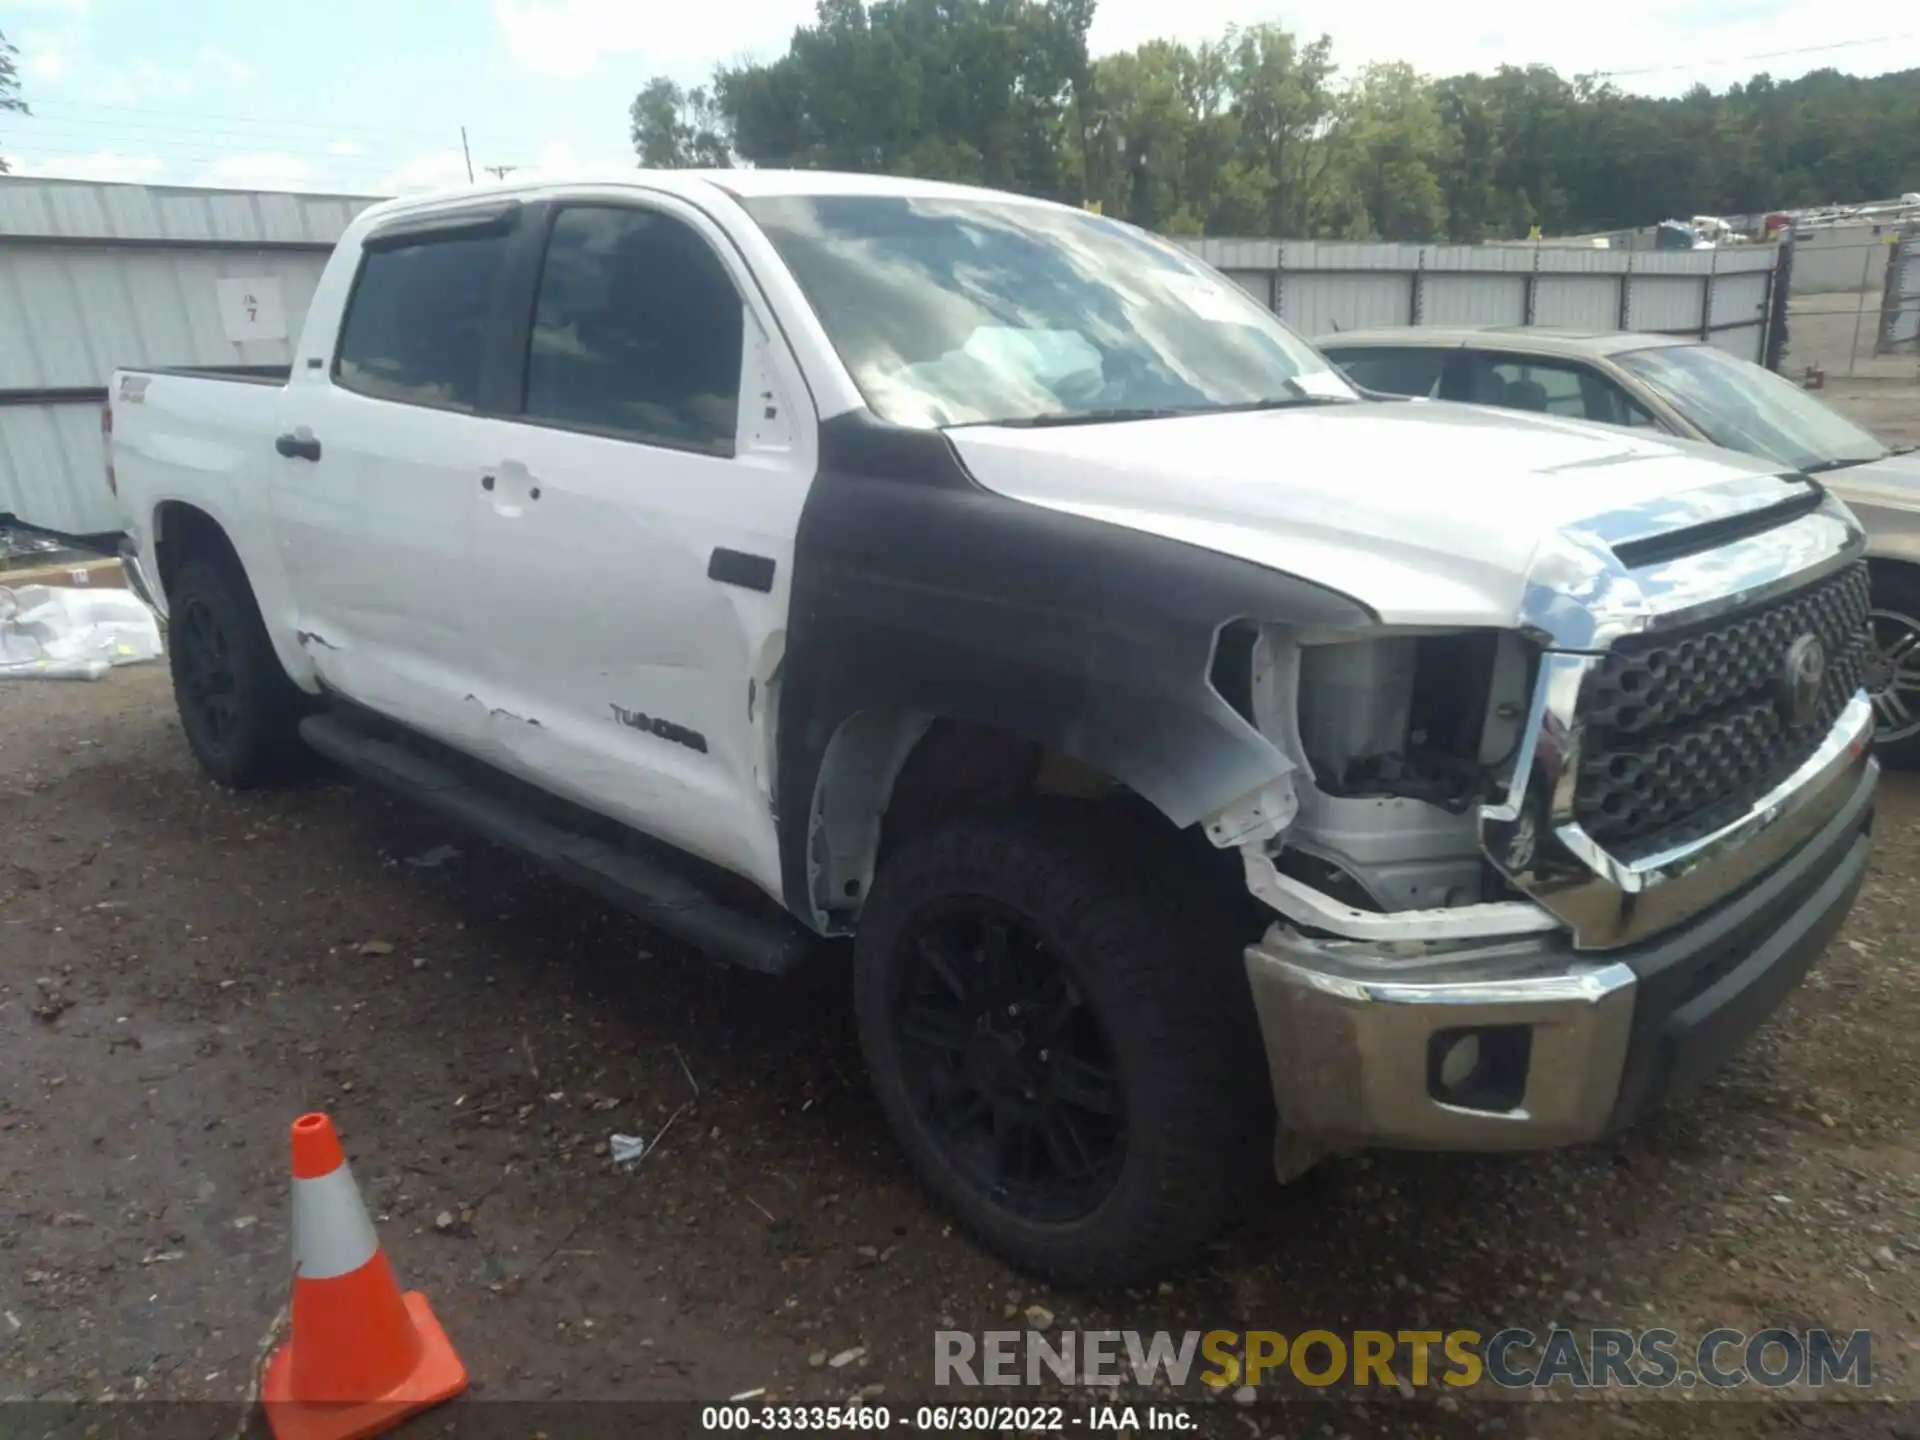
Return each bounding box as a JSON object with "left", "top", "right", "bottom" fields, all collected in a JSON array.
[{"left": 2, "top": 0, "right": 1918, "bottom": 195}]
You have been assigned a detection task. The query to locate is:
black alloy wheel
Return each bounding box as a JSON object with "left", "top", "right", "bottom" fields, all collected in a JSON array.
[
  {"left": 173, "top": 590, "right": 241, "bottom": 760},
  {"left": 853, "top": 809, "right": 1271, "bottom": 1285},
  {"left": 888, "top": 896, "right": 1126, "bottom": 1224}
]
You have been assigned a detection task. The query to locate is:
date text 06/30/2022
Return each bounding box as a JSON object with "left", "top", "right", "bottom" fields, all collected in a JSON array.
[{"left": 702, "top": 1404, "right": 1197, "bottom": 1431}]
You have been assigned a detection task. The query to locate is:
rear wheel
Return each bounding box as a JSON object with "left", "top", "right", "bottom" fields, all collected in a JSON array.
[
  {"left": 1866, "top": 566, "right": 1920, "bottom": 769},
  {"left": 168, "top": 556, "right": 315, "bottom": 787},
  {"left": 854, "top": 809, "right": 1270, "bottom": 1285}
]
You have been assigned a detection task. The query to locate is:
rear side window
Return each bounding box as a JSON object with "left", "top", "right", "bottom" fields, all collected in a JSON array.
[
  {"left": 523, "top": 206, "right": 744, "bottom": 454},
  {"left": 335, "top": 233, "right": 509, "bottom": 411},
  {"left": 1456, "top": 352, "right": 1666, "bottom": 431},
  {"left": 1326, "top": 348, "right": 1446, "bottom": 398}
]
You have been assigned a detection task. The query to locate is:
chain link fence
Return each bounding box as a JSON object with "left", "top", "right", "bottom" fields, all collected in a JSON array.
[{"left": 1781, "top": 229, "right": 1920, "bottom": 382}]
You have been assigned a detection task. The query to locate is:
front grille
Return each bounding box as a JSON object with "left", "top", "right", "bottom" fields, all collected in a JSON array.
[{"left": 1573, "top": 560, "right": 1869, "bottom": 853}]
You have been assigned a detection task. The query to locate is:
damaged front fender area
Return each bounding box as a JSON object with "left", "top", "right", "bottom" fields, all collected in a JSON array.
[{"left": 772, "top": 413, "right": 1377, "bottom": 925}]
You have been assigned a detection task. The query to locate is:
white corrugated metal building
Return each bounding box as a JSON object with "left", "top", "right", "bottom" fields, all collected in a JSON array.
[{"left": 0, "top": 177, "right": 379, "bottom": 536}]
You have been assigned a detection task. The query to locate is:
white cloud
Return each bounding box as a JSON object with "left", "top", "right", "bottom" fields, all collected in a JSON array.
[
  {"left": 491, "top": 0, "right": 1920, "bottom": 93},
  {"left": 325, "top": 139, "right": 369, "bottom": 157},
  {"left": 16, "top": 31, "right": 258, "bottom": 106},
  {"left": 12, "top": 149, "right": 167, "bottom": 183},
  {"left": 378, "top": 150, "right": 475, "bottom": 194},
  {"left": 196, "top": 47, "right": 257, "bottom": 88},
  {"left": 1087, "top": 0, "right": 1920, "bottom": 94},
  {"left": 18, "top": 28, "right": 79, "bottom": 84},
  {"left": 86, "top": 57, "right": 200, "bottom": 106},
  {"left": 195, "top": 152, "right": 316, "bottom": 191},
  {"left": 494, "top": 0, "right": 804, "bottom": 79}
]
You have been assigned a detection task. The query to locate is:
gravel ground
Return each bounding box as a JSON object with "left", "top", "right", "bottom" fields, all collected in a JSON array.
[{"left": 2, "top": 383, "right": 1917, "bottom": 1438}]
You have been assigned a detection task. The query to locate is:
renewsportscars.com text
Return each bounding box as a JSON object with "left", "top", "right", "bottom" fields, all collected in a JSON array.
[{"left": 934, "top": 1327, "right": 1873, "bottom": 1391}]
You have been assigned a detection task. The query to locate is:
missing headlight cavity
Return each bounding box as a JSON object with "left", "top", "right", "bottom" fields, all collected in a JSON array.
[
  {"left": 1296, "top": 631, "right": 1527, "bottom": 812},
  {"left": 1209, "top": 620, "right": 1260, "bottom": 728}
]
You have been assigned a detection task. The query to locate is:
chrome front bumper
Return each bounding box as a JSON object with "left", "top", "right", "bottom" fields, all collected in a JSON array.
[
  {"left": 1245, "top": 480, "right": 1880, "bottom": 1154},
  {"left": 1247, "top": 703, "right": 1877, "bottom": 1153}
]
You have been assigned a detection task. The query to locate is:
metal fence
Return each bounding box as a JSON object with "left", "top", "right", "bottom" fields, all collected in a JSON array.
[{"left": 1178, "top": 237, "right": 1781, "bottom": 364}]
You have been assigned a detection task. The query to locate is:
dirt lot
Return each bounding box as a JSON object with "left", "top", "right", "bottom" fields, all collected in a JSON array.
[{"left": 3, "top": 383, "right": 1918, "bottom": 1437}]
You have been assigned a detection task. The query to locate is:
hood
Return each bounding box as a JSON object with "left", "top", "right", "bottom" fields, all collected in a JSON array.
[
  {"left": 946, "top": 399, "right": 1793, "bottom": 629},
  {"left": 1826, "top": 446, "right": 1920, "bottom": 504}
]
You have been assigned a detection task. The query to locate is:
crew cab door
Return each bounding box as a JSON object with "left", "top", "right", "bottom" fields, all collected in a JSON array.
[
  {"left": 467, "top": 195, "right": 815, "bottom": 899},
  {"left": 271, "top": 207, "right": 523, "bottom": 740}
]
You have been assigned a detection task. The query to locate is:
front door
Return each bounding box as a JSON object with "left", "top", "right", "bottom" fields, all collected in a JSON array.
[{"left": 470, "top": 197, "right": 816, "bottom": 900}]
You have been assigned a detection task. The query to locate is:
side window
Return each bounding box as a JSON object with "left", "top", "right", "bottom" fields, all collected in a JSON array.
[
  {"left": 524, "top": 206, "right": 744, "bottom": 454},
  {"left": 335, "top": 233, "right": 509, "bottom": 411},
  {"left": 1461, "top": 353, "right": 1672, "bottom": 432},
  {"left": 1327, "top": 348, "right": 1445, "bottom": 397},
  {"left": 1461, "top": 356, "right": 1580, "bottom": 415}
]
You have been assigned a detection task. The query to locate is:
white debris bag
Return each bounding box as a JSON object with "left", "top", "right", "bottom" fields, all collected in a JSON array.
[{"left": 0, "top": 584, "right": 163, "bottom": 681}]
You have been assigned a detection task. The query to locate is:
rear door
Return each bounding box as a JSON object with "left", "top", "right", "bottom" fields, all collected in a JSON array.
[
  {"left": 1440, "top": 350, "right": 1670, "bottom": 432},
  {"left": 466, "top": 194, "right": 816, "bottom": 899},
  {"left": 270, "top": 209, "right": 522, "bottom": 741}
]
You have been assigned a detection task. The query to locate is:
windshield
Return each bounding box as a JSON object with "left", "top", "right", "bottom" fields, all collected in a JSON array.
[
  {"left": 739, "top": 193, "right": 1357, "bottom": 428},
  {"left": 1614, "top": 343, "right": 1889, "bottom": 472}
]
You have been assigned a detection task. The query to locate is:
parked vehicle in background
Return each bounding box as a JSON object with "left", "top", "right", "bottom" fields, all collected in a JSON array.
[
  {"left": 107, "top": 175, "right": 1880, "bottom": 1283},
  {"left": 1318, "top": 326, "right": 1920, "bottom": 764}
]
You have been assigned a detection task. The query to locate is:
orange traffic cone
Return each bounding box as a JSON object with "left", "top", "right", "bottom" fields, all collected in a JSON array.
[{"left": 263, "top": 1113, "right": 468, "bottom": 1440}]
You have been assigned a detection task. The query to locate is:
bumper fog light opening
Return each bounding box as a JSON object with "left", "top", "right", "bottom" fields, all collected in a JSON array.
[{"left": 1427, "top": 1025, "right": 1533, "bottom": 1113}]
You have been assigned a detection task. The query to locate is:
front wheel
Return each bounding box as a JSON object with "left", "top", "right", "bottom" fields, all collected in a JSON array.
[
  {"left": 1866, "top": 566, "right": 1920, "bottom": 769},
  {"left": 853, "top": 810, "right": 1270, "bottom": 1286}
]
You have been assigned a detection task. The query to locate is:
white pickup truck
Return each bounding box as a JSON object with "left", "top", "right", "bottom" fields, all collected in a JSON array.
[{"left": 109, "top": 171, "right": 1879, "bottom": 1284}]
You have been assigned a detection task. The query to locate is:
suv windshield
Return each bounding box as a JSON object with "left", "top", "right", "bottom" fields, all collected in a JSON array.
[
  {"left": 1614, "top": 342, "right": 1889, "bottom": 472},
  {"left": 739, "top": 193, "right": 1357, "bottom": 428}
]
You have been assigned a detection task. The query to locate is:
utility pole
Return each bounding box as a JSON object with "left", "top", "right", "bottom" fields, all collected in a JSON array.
[
  {"left": 460, "top": 126, "right": 474, "bottom": 184},
  {"left": 484, "top": 164, "right": 520, "bottom": 180}
]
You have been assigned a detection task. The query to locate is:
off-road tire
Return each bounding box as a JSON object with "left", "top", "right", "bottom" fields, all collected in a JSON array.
[
  {"left": 854, "top": 807, "right": 1271, "bottom": 1286},
  {"left": 167, "top": 556, "right": 315, "bottom": 788}
]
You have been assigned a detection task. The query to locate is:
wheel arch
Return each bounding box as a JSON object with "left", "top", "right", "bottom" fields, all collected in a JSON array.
[
  {"left": 800, "top": 710, "right": 1170, "bottom": 930},
  {"left": 151, "top": 499, "right": 318, "bottom": 692}
]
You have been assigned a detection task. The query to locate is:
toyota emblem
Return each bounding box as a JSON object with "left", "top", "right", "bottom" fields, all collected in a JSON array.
[{"left": 1778, "top": 633, "right": 1827, "bottom": 728}]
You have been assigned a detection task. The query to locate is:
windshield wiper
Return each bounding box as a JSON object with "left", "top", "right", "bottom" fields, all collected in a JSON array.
[
  {"left": 982, "top": 388, "right": 1360, "bottom": 429},
  {"left": 1802, "top": 456, "right": 1882, "bottom": 474},
  {"left": 1208, "top": 393, "right": 1360, "bottom": 413},
  {"left": 992, "top": 406, "right": 1199, "bottom": 428}
]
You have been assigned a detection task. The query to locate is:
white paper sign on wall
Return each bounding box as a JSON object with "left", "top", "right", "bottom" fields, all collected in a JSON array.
[{"left": 214, "top": 278, "right": 288, "bottom": 343}]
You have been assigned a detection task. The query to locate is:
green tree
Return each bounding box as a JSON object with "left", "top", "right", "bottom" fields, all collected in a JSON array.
[
  {"left": 632, "top": 7, "right": 1920, "bottom": 242},
  {"left": 1, "top": 29, "right": 28, "bottom": 174},
  {"left": 700, "top": 0, "right": 1094, "bottom": 201},
  {"left": 1322, "top": 62, "right": 1454, "bottom": 240},
  {"left": 630, "top": 77, "right": 733, "bottom": 168}
]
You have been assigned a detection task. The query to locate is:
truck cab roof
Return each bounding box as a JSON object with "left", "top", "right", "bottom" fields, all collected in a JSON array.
[{"left": 355, "top": 167, "right": 1071, "bottom": 229}]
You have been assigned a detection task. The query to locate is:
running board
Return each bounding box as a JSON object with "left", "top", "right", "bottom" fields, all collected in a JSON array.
[{"left": 298, "top": 714, "right": 812, "bottom": 976}]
